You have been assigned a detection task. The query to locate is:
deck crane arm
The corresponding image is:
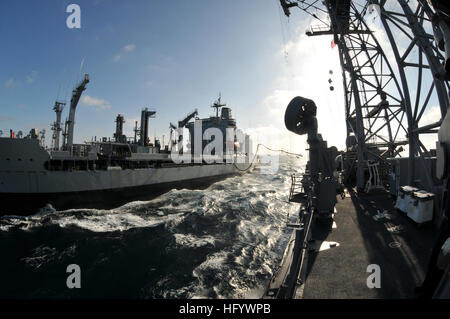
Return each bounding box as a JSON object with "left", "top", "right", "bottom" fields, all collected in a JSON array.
[
  {"left": 70, "top": 74, "right": 90, "bottom": 111},
  {"left": 65, "top": 74, "right": 90, "bottom": 152},
  {"left": 178, "top": 109, "right": 198, "bottom": 128},
  {"left": 280, "top": 0, "right": 298, "bottom": 17}
]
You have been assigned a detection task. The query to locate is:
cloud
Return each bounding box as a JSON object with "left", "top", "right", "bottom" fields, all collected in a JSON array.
[
  {"left": 148, "top": 55, "right": 176, "bottom": 73},
  {"left": 123, "top": 44, "right": 136, "bottom": 53},
  {"left": 0, "top": 115, "right": 14, "bottom": 122},
  {"left": 417, "top": 105, "right": 441, "bottom": 151},
  {"left": 113, "top": 44, "right": 136, "bottom": 62},
  {"left": 26, "top": 70, "right": 38, "bottom": 83},
  {"left": 5, "top": 77, "right": 18, "bottom": 88},
  {"left": 5, "top": 71, "right": 38, "bottom": 88},
  {"left": 247, "top": 20, "right": 347, "bottom": 154},
  {"left": 420, "top": 105, "right": 443, "bottom": 126},
  {"left": 80, "top": 95, "right": 112, "bottom": 111}
]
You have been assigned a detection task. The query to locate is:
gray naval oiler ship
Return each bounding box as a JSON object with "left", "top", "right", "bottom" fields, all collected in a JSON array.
[{"left": 0, "top": 74, "right": 252, "bottom": 215}]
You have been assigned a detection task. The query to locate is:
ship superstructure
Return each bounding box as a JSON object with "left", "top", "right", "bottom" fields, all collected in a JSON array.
[{"left": 185, "top": 94, "right": 238, "bottom": 158}]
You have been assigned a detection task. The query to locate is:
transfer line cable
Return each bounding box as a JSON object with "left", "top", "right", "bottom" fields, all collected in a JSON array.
[
  {"left": 233, "top": 143, "right": 303, "bottom": 172},
  {"left": 258, "top": 144, "right": 303, "bottom": 157}
]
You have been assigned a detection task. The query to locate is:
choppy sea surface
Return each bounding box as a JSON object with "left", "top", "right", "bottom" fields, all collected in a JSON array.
[{"left": 0, "top": 157, "right": 304, "bottom": 299}]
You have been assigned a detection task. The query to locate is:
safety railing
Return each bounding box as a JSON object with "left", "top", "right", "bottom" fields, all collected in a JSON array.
[{"left": 289, "top": 173, "right": 307, "bottom": 204}]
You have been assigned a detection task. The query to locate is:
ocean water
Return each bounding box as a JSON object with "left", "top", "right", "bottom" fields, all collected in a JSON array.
[{"left": 0, "top": 156, "right": 304, "bottom": 299}]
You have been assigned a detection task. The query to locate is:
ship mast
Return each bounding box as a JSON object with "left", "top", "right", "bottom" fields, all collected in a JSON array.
[
  {"left": 211, "top": 93, "right": 226, "bottom": 119},
  {"left": 51, "top": 101, "right": 65, "bottom": 151},
  {"left": 114, "top": 114, "right": 126, "bottom": 143},
  {"left": 139, "top": 108, "right": 156, "bottom": 146}
]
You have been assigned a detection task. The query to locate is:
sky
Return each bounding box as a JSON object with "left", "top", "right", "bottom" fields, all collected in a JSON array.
[{"left": 0, "top": 0, "right": 442, "bottom": 156}]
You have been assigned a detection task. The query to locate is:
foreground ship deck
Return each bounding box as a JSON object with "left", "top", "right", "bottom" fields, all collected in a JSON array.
[
  {"left": 266, "top": 188, "right": 437, "bottom": 299},
  {"left": 271, "top": 0, "right": 450, "bottom": 300},
  {"left": 303, "top": 189, "right": 435, "bottom": 298}
]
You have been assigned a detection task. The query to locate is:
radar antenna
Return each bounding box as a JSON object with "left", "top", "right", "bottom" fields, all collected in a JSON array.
[{"left": 211, "top": 93, "right": 226, "bottom": 119}]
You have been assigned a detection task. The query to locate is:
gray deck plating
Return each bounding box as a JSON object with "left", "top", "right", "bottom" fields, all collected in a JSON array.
[{"left": 302, "top": 189, "right": 436, "bottom": 298}]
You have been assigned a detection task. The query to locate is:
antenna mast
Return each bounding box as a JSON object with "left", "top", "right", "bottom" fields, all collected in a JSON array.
[{"left": 211, "top": 93, "right": 226, "bottom": 119}]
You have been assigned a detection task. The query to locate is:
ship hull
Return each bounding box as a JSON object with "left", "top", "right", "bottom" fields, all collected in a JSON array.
[
  {"left": 0, "top": 163, "right": 246, "bottom": 216},
  {"left": 0, "top": 172, "right": 238, "bottom": 216}
]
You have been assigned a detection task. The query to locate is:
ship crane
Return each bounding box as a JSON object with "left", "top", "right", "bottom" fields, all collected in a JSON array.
[
  {"left": 63, "top": 74, "right": 90, "bottom": 153},
  {"left": 280, "top": 0, "right": 298, "bottom": 17},
  {"left": 281, "top": 0, "right": 449, "bottom": 190},
  {"left": 172, "top": 109, "right": 198, "bottom": 149},
  {"left": 178, "top": 109, "right": 198, "bottom": 128}
]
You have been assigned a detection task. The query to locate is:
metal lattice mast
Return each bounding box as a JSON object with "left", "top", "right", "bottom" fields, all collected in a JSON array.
[
  {"left": 374, "top": 0, "right": 450, "bottom": 187},
  {"left": 282, "top": 0, "right": 450, "bottom": 189},
  {"left": 289, "top": 0, "right": 409, "bottom": 190}
]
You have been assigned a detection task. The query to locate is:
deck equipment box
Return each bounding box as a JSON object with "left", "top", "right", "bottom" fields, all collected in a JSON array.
[
  {"left": 407, "top": 190, "right": 434, "bottom": 224},
  {"left": 395, "top": 186, "right": 419, "bottom": 213}
]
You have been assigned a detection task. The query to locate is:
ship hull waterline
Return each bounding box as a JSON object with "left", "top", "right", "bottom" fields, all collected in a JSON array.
[{"left": 0, "top": 164, "right": 246, "bottom": 216}]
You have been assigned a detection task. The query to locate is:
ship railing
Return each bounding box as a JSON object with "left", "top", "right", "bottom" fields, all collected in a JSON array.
[
  {"left": 307, "top": 24, "right": 331, "bottom": 34},
  {"left": 269, "top": 197, "right": 315, "bottom": 299},
  {"left": 289, "top": 173, "right": 307, "bottom": 204},
  {"left": 364, "top": 160, "right": 385, "bottom": 193}
]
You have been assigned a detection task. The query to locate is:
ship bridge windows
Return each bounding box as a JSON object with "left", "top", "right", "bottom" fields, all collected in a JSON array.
[{"left": 98, "top": 143, "right": 132, "bottom": 158}]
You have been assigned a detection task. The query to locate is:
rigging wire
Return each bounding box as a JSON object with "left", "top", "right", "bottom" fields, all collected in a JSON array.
[
  {"left": 233, "top": 143, "right": 303, "bottom": 172},
  {"left": 76, "top": 57, "right": 85, "bottom": 84},
  {"left": 56, "top": 79, "right": 62, "bottom": 102},
  {"left": 63, "top": 78, "right": 70, "bottom": 104},
  {"left": 276, "top": 0, "right": 295, "bottom": 92},
  {"left": 276, "top": 0, "right": 289, "bottom": 62},
  {"left": 259, "top": 143, "right": 303, "bottom": 157}
]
